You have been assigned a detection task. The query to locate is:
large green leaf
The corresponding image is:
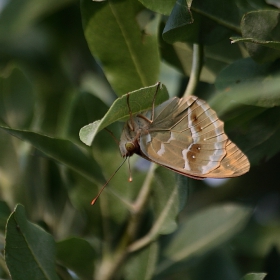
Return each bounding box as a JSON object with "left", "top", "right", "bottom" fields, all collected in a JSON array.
[
  {"left": 5, "top": 204, "right": 59, "bottom": 280},
  {"left": 232, "top": 10, "right": 280, "bottom": 63},
  {"left": 80, "top": 0, "right": 160, "bottom": 95},
  {"left": 0, "top": 124, "right": 105, "bottom": 184},
  {"left": 56, "top": 237, "right": 95, "bottom": 280},
  {"left": 79, "top": 83, "right": 169, "bottom": 146},
  {"left": 156, "top": 204, "right": 251, "bottom": 275}
]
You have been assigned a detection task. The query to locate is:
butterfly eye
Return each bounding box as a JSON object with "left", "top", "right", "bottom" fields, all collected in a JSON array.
[{"left": 125, "top": 142, "right": 135, "bottom": 153}]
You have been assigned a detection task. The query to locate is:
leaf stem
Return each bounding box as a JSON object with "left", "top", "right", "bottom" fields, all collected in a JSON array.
[{"left": 183, "top": 43, "right": 203, "bottom": 98}]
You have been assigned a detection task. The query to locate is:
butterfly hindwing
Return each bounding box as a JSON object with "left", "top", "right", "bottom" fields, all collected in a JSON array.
[{"left": 138, "top": 96, "right": 249, "bottom": 178}]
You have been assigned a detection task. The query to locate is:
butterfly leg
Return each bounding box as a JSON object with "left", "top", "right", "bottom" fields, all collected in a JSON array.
[
  {"left": 137, "top": 82, "right": 161, "bottom": 124},
  {"left": 150, "top": 82, "right": 161, "bottom": 122},
  {"left": 126, "top": 93, "right": 135, "bottom": 131}
]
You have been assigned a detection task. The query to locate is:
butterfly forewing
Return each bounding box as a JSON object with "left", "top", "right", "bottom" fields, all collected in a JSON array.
[{"left": 120, "top": 95, "right": 250, "bottom": 179}]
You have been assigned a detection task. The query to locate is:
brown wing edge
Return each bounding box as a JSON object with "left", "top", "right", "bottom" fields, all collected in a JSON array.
[
  {"left": 206, "top": 139, "right": 250, "bottom": 178},
  {"left": 137, "top": 139, "right": 250, "bottom": 179}
]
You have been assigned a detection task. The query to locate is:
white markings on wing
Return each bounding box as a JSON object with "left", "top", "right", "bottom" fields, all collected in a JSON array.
[
  {"left": 182, "top": 149, "right": 191, "bottom": 170},
  {"left": 166, "top": 132, "right": 176, "bottom": 143},
  {"left": 157, "top": 143, "right": 165, "bottom": 156},
  {"left": 145, "top": 133, "right": 151, "bottom": 143}
]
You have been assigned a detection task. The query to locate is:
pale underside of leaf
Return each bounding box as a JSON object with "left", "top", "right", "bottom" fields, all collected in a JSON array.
[{"left": 79, "top": 83, "right": 169, "bottom": 146}]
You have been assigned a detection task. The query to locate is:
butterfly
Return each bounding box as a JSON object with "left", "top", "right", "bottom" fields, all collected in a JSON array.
[
  {"left": 119, "top": 89, "right": 250, "bottom": 179},
  {"left": 91, "top": 84, "right": 250, "bottom": 204}
]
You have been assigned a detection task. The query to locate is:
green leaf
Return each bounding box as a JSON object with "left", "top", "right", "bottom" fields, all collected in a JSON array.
[
  {"left": 80, "top": 0, "right": 160, "bottom": 95},
  {"left": 241, "top": 273, "right": 267, "bottom": 280},
  {"left": 124, "top": 242, "right": 158, "bottom": 280},
  {"left": 0, "top": 124, "right": 105, "bottom": 184},
  {"left": 151, "top": 168, "right": 187, "bottom": 235},
  {"left": 5, "top": 204, "right": 59, "bottom": 280},
  {"left": 138, "top": 0, "right": 176, "bottom": 15},
  {"left": 56, "top": 237, "right": 95, "bottom": 280},
  {"left": 214, "top": 58, "right": 280, "bottom": 109},
  {"left": 162, "top": 0, "right": 196, "bottom": 44},
  {"left": 163, "top": 0, "right": 234, "bottom": 45},
  {"left": 157, "top": 204, "right": 251, "bottom": 274},
  {"left": 79, "top": 83, "right": 169, "bottom": 146},
  {"left": 235, "top": 10, "right": 280, "bottom": 63}
]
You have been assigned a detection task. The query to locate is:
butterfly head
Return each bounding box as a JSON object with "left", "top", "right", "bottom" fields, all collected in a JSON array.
[{"left": 119, "top": 140, "right": 139, "bottom": 157}]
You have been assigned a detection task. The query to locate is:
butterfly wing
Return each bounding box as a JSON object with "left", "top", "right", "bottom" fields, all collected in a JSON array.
[{"left": 138, "top": 96, "right": 250, "bottom": 178}]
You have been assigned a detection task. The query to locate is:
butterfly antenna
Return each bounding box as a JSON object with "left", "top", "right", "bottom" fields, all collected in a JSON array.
[
  {"left": 91, "top": 157, "right": 127, "bottom": 205},
  {"left": 128, "top": 157, "right": 133, "bottom": 182},
  {"left": 105, "top": 128, "right": 119, "bottom": 145}
]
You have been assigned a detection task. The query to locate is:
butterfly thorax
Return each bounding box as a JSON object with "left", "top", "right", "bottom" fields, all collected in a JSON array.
[{"left": 119, "top": 116, "right": 150, "bottom": 158}]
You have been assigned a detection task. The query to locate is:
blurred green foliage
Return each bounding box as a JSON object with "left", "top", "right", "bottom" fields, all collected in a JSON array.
[{"left": 0, "top": 0, "right": 280, "bottom": 279}]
